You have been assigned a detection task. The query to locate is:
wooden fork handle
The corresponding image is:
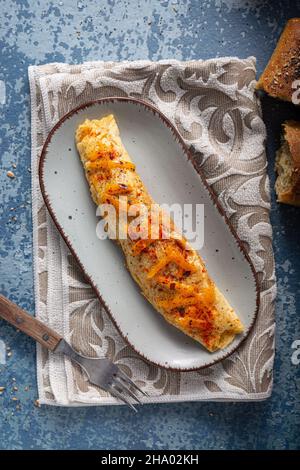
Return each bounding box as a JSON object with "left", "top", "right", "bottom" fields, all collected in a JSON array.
[{"left": 0, "top": 294, "right": 62, "bottom": 351}]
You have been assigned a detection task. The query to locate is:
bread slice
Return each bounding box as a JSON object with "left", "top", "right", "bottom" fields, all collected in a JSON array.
[
  {"left": 256, "top": 18, "right": 300, "bottom": 102},
  {"left": 76, "top": 115, "right": 244, "bottom": 352},
  {"left": 275, "top": 120, "right": 300, "bottom": 206}
]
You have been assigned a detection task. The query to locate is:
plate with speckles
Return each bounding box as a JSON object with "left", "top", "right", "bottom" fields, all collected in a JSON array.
[{"left": 39, "top": 97, "right": 259, "bottom": 371}]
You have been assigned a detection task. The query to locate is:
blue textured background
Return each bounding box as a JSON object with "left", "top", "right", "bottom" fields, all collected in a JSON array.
[{"left": 0, "top": 0, "right": 300, "bottom": 450}]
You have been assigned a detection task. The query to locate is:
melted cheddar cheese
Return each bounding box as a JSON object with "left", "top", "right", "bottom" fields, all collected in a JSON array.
[{"left": 76, "top": 115, "right": 244, "bottom": 352}]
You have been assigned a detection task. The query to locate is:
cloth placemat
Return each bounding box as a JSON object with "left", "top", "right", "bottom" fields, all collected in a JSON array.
[{"left": 29, "top": 58, "right": 276, "bottom": 405}]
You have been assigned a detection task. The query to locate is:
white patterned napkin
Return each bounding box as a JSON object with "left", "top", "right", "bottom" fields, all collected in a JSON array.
[{"left": 29, "top": 58, "right": 276, "bottom": 405}]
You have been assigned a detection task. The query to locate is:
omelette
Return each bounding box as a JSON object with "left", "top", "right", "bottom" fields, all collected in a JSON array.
[{"left": 75, "top": 115, "right": 244, "bottom": 352}]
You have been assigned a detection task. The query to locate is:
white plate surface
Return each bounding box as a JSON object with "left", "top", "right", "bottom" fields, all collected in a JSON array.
[{"left": 40, "top": 98, "right": 259, "bottom": 370}]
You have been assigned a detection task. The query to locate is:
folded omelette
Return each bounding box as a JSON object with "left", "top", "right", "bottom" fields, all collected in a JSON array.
[{"left": 76, "top": 115, "right": 244, "bottom": 352}]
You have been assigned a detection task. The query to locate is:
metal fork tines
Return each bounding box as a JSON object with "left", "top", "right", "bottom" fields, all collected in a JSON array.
[
  {"left": 108, "top": 368, "right": 149, "bottom": 411},
  {"left": 55, "top": 339, "right": 148, "bottom": 411}
]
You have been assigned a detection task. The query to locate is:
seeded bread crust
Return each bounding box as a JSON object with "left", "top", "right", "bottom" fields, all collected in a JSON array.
[{"left": 256, "top": 18, "right": 300, "bottom": 102}]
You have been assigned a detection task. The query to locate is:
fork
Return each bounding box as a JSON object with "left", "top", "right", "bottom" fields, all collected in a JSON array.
[{"left": 0, "top": 294, "right": 147, "bottom": 411}]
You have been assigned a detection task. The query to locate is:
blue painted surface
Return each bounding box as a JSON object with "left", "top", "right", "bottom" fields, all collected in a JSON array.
[{"left": 0, "top": 0, "right": 300, "bottom": 450}]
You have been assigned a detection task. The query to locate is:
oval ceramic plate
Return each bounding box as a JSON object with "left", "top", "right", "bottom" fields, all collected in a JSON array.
[{"left": 39, "top": 98, "right": 259, "bottom": 371}]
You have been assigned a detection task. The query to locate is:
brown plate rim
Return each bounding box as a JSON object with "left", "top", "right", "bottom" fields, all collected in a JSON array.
[{"left": 39, "top": 96, "right": 260, "bottom": 372}]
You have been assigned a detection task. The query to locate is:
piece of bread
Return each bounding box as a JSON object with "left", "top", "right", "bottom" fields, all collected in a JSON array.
[
  {"left": 75, "top": 115, "right": 244, "bottom": 352},
  {"left": 275, "top": 120, "right": 300, "bottom": 206},
  {"left": 256, "top": 18, "right": 300, "bottom": 102}
]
